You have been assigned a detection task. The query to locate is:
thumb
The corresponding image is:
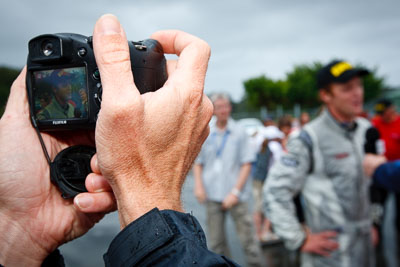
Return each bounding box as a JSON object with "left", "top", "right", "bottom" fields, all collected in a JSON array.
[
  {"left": 92, "top": 14, "right": 139, "bottom": 107},
  {"left": 2, "top": 67, "right": 30, "bottom": 120}
]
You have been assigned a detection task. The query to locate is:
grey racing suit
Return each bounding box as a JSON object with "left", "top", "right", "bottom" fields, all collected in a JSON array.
[{"left": 263, "top": 109, "right": 374, "bottom": 267}]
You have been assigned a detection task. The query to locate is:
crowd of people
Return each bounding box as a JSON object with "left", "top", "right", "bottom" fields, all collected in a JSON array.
[{"left": 194, "top": 60, "right": 400, "bottom": 267}]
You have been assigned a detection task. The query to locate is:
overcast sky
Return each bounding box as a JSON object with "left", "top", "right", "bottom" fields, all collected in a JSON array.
[{"left": 1, "top": 0, "right": 399, "bottom": 101}]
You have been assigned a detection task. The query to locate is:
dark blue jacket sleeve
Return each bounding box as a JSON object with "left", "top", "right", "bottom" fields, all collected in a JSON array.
[
  {"left": 103, "top": 208, "right": 239, "bottom": 267},
  {"left": 373, "top": 160, "right": 400, "bottom": 193}
]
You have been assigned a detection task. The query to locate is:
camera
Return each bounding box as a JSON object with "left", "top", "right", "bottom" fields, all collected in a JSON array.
[{"left": 26, "top": 33, "right": 168, "bottom": 131}]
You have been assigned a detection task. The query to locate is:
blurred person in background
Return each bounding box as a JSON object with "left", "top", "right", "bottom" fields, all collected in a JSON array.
[
  {"left": 263, "top": 60, "right": 374, "bottom": 267},
  {"left": 263, "top": 116, "right": 276, "bottom": 127},
  {"left": 300, "top": 112, "right": 310, "bottom": 128},
  {"left": 371, "top": 98, "right": 400, "bottom": 265},
  {"left": 372, "top": 99, "right": 400, "bottom": 161},
  {"left": 291, "top": 111, "right": 311, "bottom": 135},
  {"left": 277, "top": 114, "right": 293, "bottom": 149},
  {"left": 252, "top": 125, "right": 284, "bottom": 242},
  {"left": 193, "top": 93, "right": 263, "bottom": 267}
]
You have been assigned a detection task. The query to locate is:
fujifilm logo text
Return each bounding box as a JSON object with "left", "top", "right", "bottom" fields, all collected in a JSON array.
[{"left": 52, "top": 120, "right": 67, "bottom": 125}]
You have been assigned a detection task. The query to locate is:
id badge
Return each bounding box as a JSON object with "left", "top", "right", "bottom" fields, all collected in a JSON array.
[{"left": 214, "top": 159, "right": 223, "bottom": 173}]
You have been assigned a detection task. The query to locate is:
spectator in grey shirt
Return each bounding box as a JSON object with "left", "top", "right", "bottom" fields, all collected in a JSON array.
[{"left": 194, "top": 93, "right": 263, "bottom": 267}]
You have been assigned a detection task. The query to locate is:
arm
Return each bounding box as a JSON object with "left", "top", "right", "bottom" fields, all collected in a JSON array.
[
  {"left": 373, "top": 160, "right": 400, "bottom": 192},
  {"left": 193, "top": 163, "right": 207, "bottom": 203},
  {"left": 221, "top": 162, "right": 251, "bottom": 210},
  {"left": 222, "top": 128, "right": 254, "bottom": 209},
  {"left": 104, "top": 209, "right": 239, "bottom": 266},
  {"left": 234, "top": 162, "right": 252, "bottom": 191},
  {"left": 263, "top": 137, "right": 309, "bottom": 250}
]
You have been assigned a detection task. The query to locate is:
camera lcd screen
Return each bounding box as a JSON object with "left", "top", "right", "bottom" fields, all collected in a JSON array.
[{"left": 33, "top": 66, "right": 88, "bottom": 121}]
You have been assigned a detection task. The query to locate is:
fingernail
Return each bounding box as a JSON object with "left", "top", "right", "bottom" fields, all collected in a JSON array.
[
  {"left": 75, "top": 195, "right": 94, "bottom": 209},
  {"left": 91, "top": 176, "right": 105, "bottom": 193},
  {"left": 99, "top": 14, "right": 121, "bottom": 35}
]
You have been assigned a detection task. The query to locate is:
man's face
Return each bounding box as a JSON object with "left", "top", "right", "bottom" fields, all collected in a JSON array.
[
  {"left": 55, "top": 83, "right": 72, "bottom": 102},
  {"left": 382, "top": 105, "right": 397, "bottom": 123},
  {"left": 321, "top": 76, "right": 364, "bottom": 121},
  {"left": 300, "top": 113, "right": 310, "bottom": 126},
  {"left": 213, "top": 98, "right": 231, "bottom": 122}
]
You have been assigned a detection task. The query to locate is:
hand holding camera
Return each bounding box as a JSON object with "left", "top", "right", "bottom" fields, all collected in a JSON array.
[
  {"left": 0, "top": 66, "right": 116, "bottom": 266},
  {"left": 93, "top": 15, "right": 213, "bottom": 226}
]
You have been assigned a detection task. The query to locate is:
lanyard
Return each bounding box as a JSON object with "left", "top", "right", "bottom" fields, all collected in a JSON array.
[{"left": 211, "top": 130, "right": 230, "bottom": 158}]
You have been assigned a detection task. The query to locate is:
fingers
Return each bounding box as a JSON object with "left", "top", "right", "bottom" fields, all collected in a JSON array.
[
  {"left": 74, "top": 172, "right": 116, "bottom": 213},
  {"left": 74, "top": 191, "right": 117, "bottom": 213},
  {"left": 150, "top": 30, "right": 211, "bottom": 95},
  {"left": 90, "top": 154, "right": 100, "bottom": 174},
  {"left": 86, "top": 173, "right": 112, "bottom": 192},
  {"left": 92, "top": 14, "right": 139, "bottom": 107},
  {"left": 317, "top": 231, "right": 339, "bottom": 256},
  {"left": 315, "top": 240, "right": 339, "bottom": 257},
  {"left": 2, "top": 67, "right": 30, "bottom": 119},
  {"left": 320, "top": 231, "right": 338, "bottom": 238},
  {"left": 320, "top": 238, "right": 339, "bottom": 251}
]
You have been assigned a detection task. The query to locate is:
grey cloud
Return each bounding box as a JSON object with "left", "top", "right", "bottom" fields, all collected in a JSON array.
[{"left": 0, "top": 0, "right": 399, "bottom": 101}]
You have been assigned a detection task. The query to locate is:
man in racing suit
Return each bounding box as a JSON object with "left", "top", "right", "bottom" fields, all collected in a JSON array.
[{"left": 263, "top": 60, "right": 374, "bottom": 267}]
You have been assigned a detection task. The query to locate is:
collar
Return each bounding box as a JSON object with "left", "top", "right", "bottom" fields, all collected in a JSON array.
[
  {"left": 322, "top": 108, "right": 358, "bottom": 134},
  {"left": 211, "top": 117, "right": 235, "bottom": 133}
]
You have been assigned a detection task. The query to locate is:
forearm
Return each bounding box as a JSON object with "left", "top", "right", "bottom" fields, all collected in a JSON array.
[
  {"left": 0, "top": 212, "right": 47, "bottom": 266},
  {"left": 193, "top": 164, "right": 204, "bottom": 190},
  {"left": 263, "top": 176, "right": 306, "bottom": 250},
  {"left": 233, "top": 162, "right": 251, "bottom": 191},
  {"left": 373, "top": 160, "right": 400, "bottom": 193},
  {"left": 262, "top": 137, "right": 311, "bottom": 250}
]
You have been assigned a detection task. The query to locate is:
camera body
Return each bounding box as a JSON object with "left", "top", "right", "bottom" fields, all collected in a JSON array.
[{"left": 26, "top": 33, "right": 167, "bottom": 131}]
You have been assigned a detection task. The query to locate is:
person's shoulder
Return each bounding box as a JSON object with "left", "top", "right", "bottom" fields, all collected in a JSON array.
[
  {"left": 371, "top": 116, "right": 381, "bottom": 126},
  {"left": 306, "top": 114, "right": 324, "bottom": 128},
  {"left": 228, "top": 118, "right": 243, "bottom": 132},
  {"left": 37, "top": 108, "right": 50, "bottom": 120},
  {"left": 355, "top": 116, "right": 371, "bottom": 130}
]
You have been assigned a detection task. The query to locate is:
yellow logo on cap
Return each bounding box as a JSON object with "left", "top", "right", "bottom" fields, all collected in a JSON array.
[
  {"left": 375, "top": 103, "right": 385, "bottom": 112},
  {"left": 330, "top": 62, "right": 353, "bottom": 77}
]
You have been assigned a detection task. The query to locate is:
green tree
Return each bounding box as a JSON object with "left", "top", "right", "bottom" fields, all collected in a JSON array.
[
  {"left": 286, "top": 62, "right": 322, "bottom": 108},
  {"left": 243, "top": 75, "right": 287, "bottom": 109},
  {"left": 243, "top": 61, "right": 386, "bottom": 111},
  {"left": 0, "top": 66, "right": 20, "bottom": 116}
]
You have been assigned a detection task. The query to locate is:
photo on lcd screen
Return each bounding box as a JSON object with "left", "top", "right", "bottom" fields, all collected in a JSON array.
[{"left": 33, "top": 67, "right": 88, "bottom": 121}]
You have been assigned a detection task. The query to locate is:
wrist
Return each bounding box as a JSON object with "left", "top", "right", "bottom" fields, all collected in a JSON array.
[
  {"left": 0, "top": 211, "right": 47, "bottom": 266},
  {"left": 299, "top": 229, "right": 309, "bottom": 251},
  {"left": 111, "top": 176, "right": 183, "bottom": 228},
  {"left": 231, "top": 187, "right": 241, "bottom": 198}
]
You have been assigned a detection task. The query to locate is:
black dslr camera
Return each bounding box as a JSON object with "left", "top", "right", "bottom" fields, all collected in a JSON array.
[
  {"left": 26, "top": 33, "right": 167, "bottom": 131},
  {"left": 26, "top": 33, "right": 168, "bottom": 198}
]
